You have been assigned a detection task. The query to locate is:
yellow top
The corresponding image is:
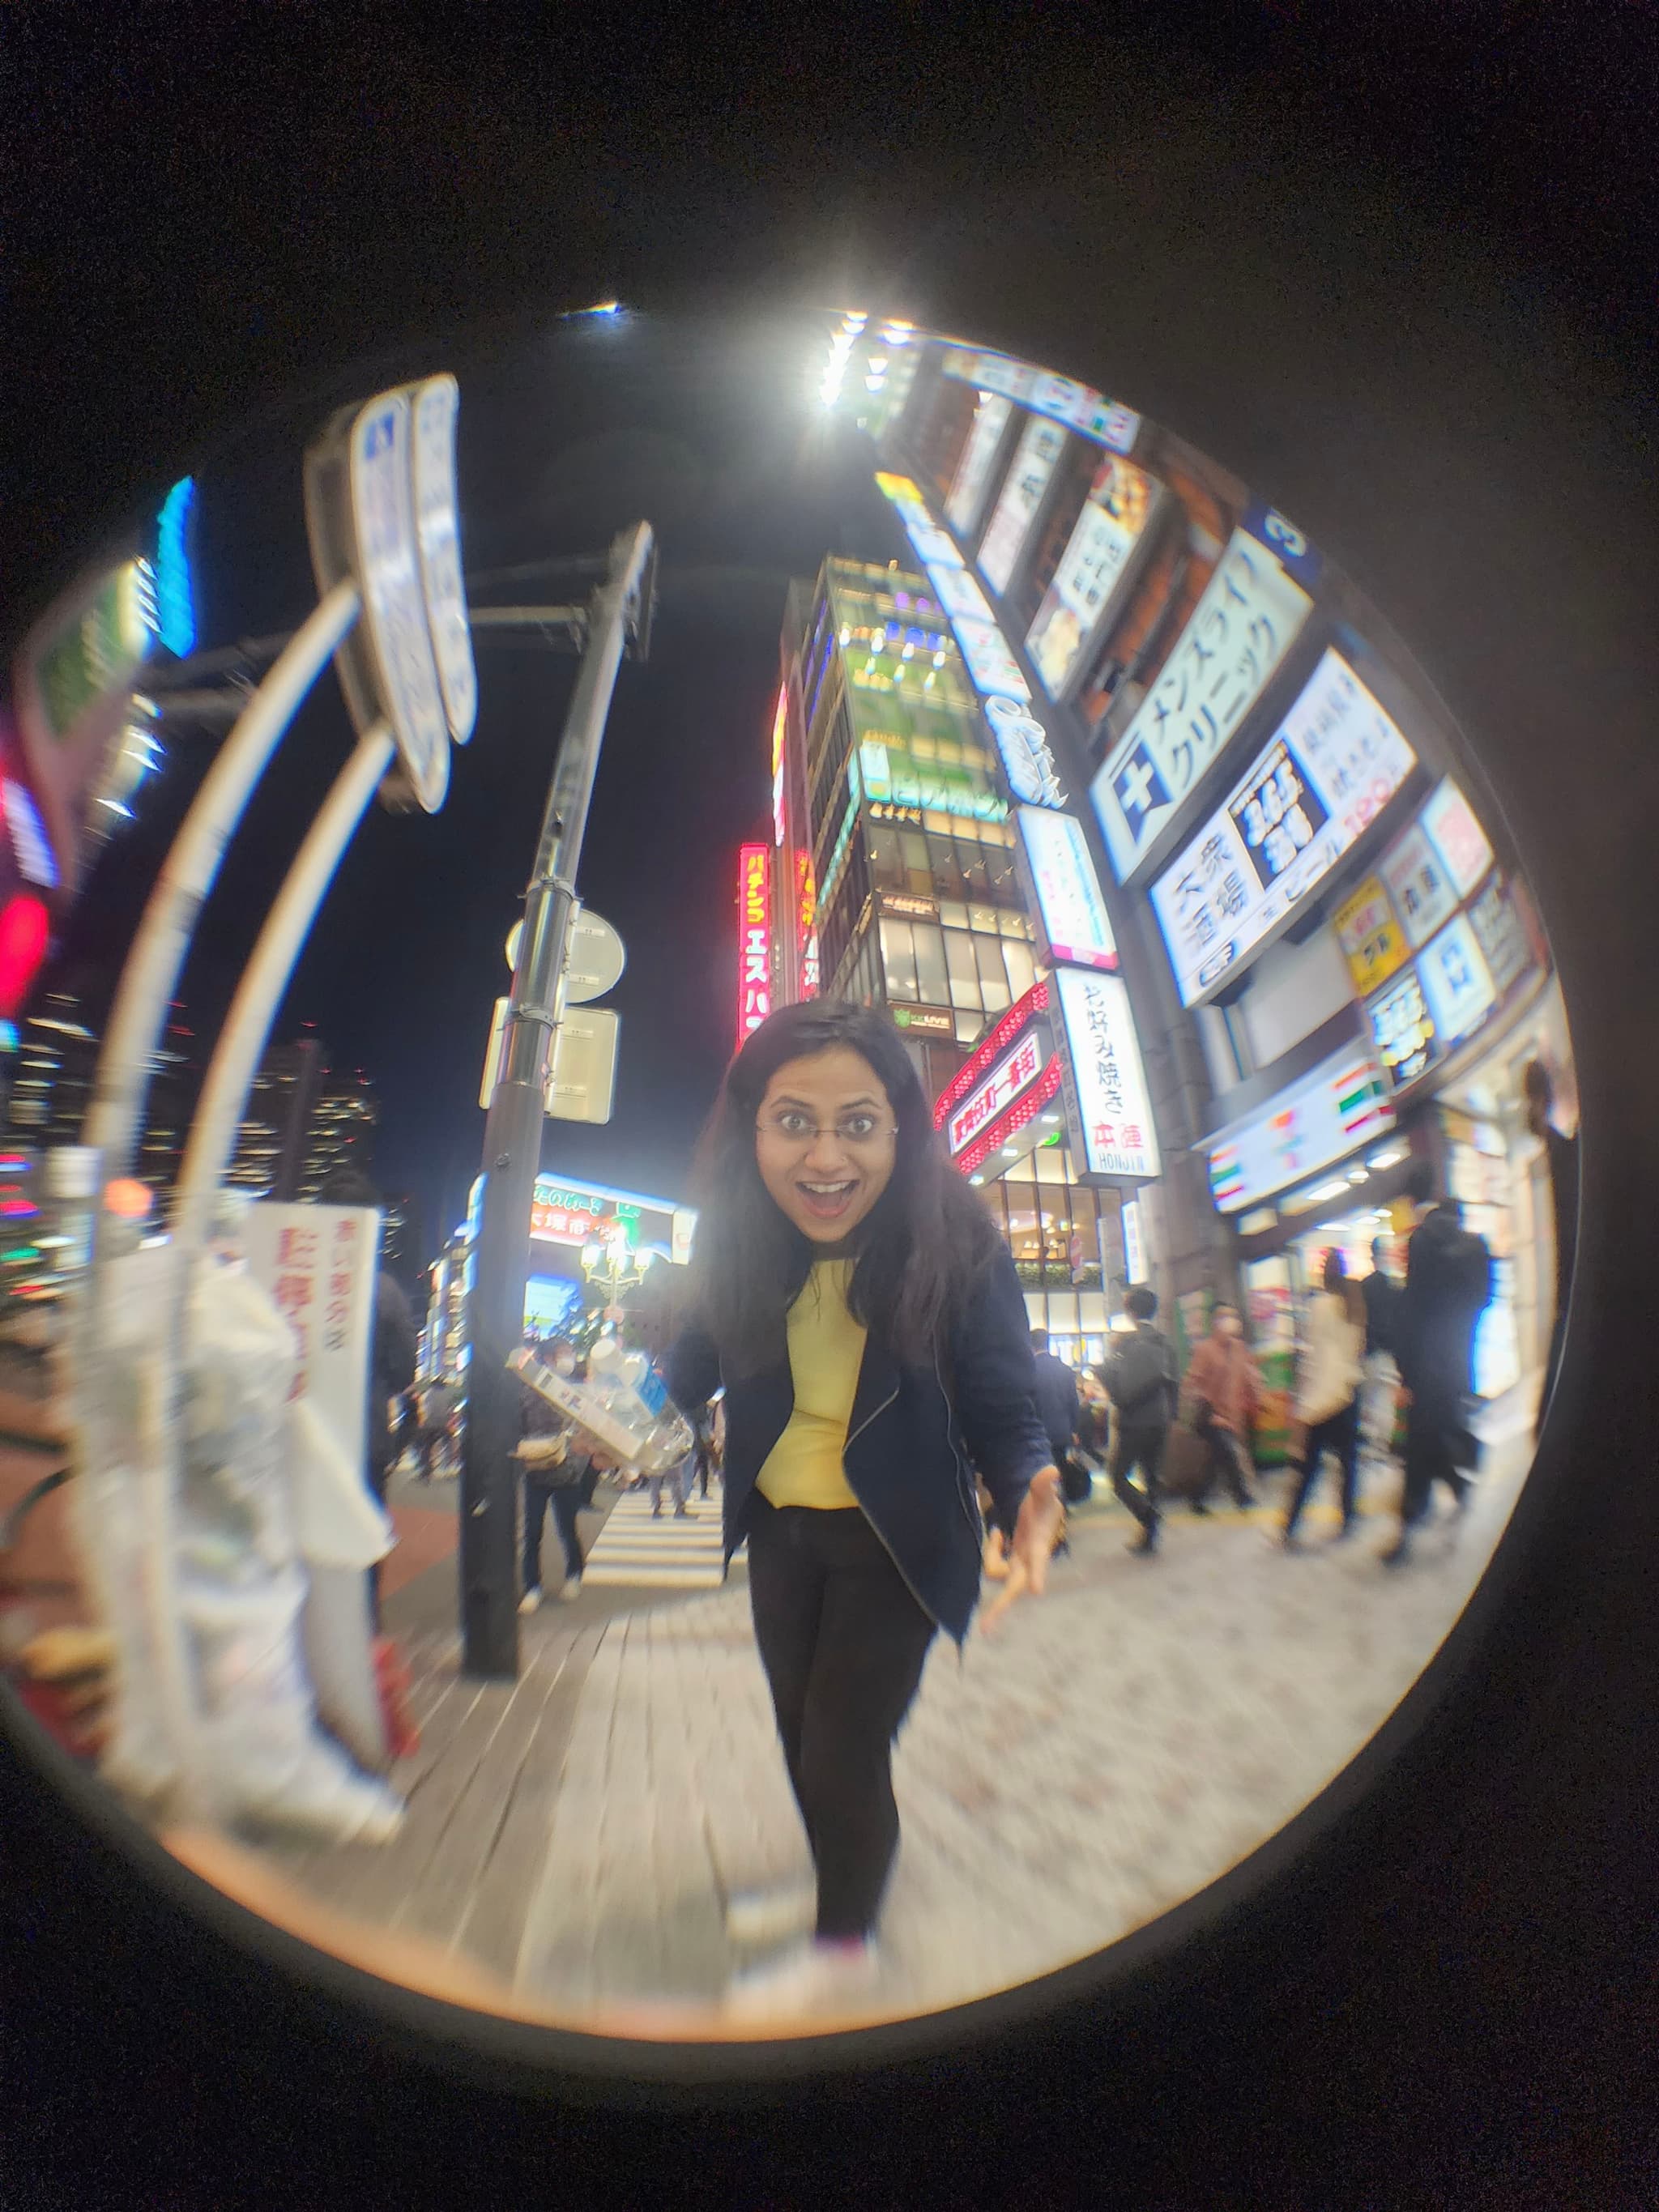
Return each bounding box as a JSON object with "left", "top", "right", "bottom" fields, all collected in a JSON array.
[{"left": 756, "top": 1259, "right": 866, "bottom": 1511}]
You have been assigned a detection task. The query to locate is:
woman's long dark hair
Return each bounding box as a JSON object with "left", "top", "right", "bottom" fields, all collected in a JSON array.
[
  {"left": 686, "top": 999, "right": 1000, "bottom": 1375},
  {"left": 1323, "top": 1247, "right": 1367, "bottom": 1331}
]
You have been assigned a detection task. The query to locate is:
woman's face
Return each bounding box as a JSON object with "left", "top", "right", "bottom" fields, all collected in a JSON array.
[{"left": 754, "top": 1046, "right": 898, "bottom": 1246}]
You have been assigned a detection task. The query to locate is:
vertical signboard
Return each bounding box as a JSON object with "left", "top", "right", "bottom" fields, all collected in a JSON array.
[
  {"left": 1053, "top": 966, "right": 1160, "bottom": 1183},
  {"left": 977, "top": 414, "right": 1069, "bottom": 595},
  {"left": 244, "top": 1204, "right": 377, "bottom": 1453},
  {"left": 1025, "top": 456, "right": 1158, "bottom": 701},
  {"left": 770, "top": 689, "right": 788, "bottom": 847},
  {"left": 348, "top": 391, "right": 452, "bottom": 812},
  {"left": 1090, "top": 526, "right": 1315, "bottom": 882},
  {"left": 737, "top": 842, "right": 772, "bottom": 1050},
  {"left": 410, "top": 374, "right": 477, "bottom": 747},
  {"left": 983, "top": 694, "right": 1068, "bottom": 808},
  {"left": 875, "top": 473, "right": 1033, "bottom": 702},
  {"left": 1013, "top": 805, "right": 1118, "bottom": 971},
  {"left": 945, "top": 393, "right": 1013, "bottom": 535}
]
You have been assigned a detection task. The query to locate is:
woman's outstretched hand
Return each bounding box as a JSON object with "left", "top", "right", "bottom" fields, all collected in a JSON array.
[{"left": 978, "top": 1468, "right": 1064, "bottom": 1636}]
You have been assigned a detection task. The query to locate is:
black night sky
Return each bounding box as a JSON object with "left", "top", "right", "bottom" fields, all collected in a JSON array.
[{"left": 55, "top": 311, "right": 908, "bottom": 1261}]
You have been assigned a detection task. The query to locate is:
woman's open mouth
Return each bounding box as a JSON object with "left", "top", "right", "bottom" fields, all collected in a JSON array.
[{"left": 795, "top": 1178, "right": 861, "bottom": 1222}]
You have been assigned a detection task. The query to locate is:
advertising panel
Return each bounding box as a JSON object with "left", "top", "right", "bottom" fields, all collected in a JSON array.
[
  {"left": 1148, "top": 650, "right": 1418, "bottom": 1007},
  {"left": 243, "top": 1204, "right": 377, "bottom": 1443},
  {"left": 1333, "top": 872, "right": 1409, "bottom": 996},
  {"left": 875, "top": 472, "right": 1033, "bottom": 703},
  {"left": 934, "top": 981, "right": 1051, "bottom": 1124},
  {"left": 1366, "top": 964, "right": 1439, "bottom": 1089},
  {"left": 1053, "top": 967, "right": 1160, "bottom": 1182},
  {"left": 1416, "top": 914, "right": 1498, "bottom": 1046},
  {"left": 945, "top": 1024, "right": 1051, "bottom": 1157},
  {"left": 983, "top": 694, "right": 1068, "bottom": 808},
  {"left": 770, "top": 688, "right": 788, "bottom": 847},
  {"left": 945, "top": 393, "right": 1013, "bottom": 535},
  {"left": 1419, "top": 777, "right": 1494, "bottom": 900},
  {"left": 1380, "top": 820, "right": 1458, "bottom": 948},
  {"left": 977, "top": 414, "right": 1068, "bottom": 595},
  {"left": 1091, "top": 526, "right": 1316, "bottom": 882},
  {"left": 1466, "top": 874, "right": 1533, "bottom": 999},
  {"left": 737, "top": 842, "right": 772, "bottom": 1050},
  {"left": 940, "top": 348, "right": 1141, "bottom": 454},
  {"left": 1025, "top": 455, "right": 1158, "bottom": 701},
  {"left": 1202, "top": 1043, "right": 1394, "bottom": 1215},
  {"left": 1015, "top": 805, "right": 1118, "bottom": 971}
]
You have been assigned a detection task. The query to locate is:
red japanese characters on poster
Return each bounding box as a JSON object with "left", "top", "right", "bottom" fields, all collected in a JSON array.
[
  {"left": 244, "top": 1203, "right": 379, "bottom": 1468},
  {"left": 737, "top": 842, "right": 772, "bottom": 1051}
]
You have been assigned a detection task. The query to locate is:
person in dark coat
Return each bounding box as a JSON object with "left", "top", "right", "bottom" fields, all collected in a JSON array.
[
  {"left": 1384, "top": 1164, "right": 1495, "bottom": 1567},
  {"left": 1359, "top": 1235, "right": 1403, "bottom": 1462},
  {"left": 517, "top": 1338, "right": 595, "bottom": 1611},
  {"left": 667, "top": 1000, "right": 1061, "bottom": 2027},
  {"left": 1099, "top": 1285, "right": 1179, "bottom": 1557}
]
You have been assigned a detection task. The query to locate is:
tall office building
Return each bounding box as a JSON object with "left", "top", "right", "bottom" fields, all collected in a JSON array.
[
  {"left": 227, "top": 1039, "right": 378, "bottom": 1206},
  {"left": 768, "top": 557, "right": 1128, "bottom": 1360}
]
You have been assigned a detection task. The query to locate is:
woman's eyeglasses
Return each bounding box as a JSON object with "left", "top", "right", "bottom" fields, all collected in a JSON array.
[{"left": 756, "top": 1110, "right": 898, "bottom": 1152}]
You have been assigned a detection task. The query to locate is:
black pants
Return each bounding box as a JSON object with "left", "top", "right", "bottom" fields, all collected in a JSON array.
[
  {"left": 365, "top": 1455, "right": 392, "bottom": 1634},
  {"left": 1193, "top": 1411, "right": 1254, "bottom": 1507},
  {"left": 522, "top": 1477, "right": 584, "bottom": 1588},
  {"left": 1109, "top": 1425, "right": 1166, "bottom": 1533},
  {"left": 1400, "top": 1399, "right": 1470, "bottom": 1531},
  {"left": 746, "top": 1496, "right": 937, "bottom": 1942},
  {"left": 1284, "top": 1398, "right": 1361, "bottom": 1537}
]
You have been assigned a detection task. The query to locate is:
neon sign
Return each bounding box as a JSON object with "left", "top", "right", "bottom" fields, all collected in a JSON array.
[
  {"left": 738, "top": 842, "right": 772, "bottom": 1049},
  {"left": 155, "top": 477, "right": 198, "bottom": 658},
  {"left": 770, "top": 689, "right": 788, "bottom": 847}
]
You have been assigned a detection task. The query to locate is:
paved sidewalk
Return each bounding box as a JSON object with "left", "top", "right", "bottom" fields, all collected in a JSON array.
[{"left": 514, "top": 1433, "right": 1535, "bottom": 2036}]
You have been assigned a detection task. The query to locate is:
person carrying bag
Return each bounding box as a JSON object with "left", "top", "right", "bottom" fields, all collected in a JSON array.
[{"left": 1281, "top": 1252, "right": 1367, "bottom": 1549}]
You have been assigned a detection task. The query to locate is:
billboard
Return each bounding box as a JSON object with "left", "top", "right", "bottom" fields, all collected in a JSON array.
[
  {"left": 1333, "top": 872, "right": 1410, "bottom": 996},
  {"left": 977, "top": 413, "right": 1068, "bottom": 595},
  {"left": 932, "top": 980, "right": 1064, "bottom": 1179},
  {"left": 939, "top": 347, "right": 1141, "bottom": 454},
  {"left": 1025, "top": 455, "right": 1159, "bottom": 701},
  {"left": 983, "top": 694, "right": 1068, "bottom": 808},
  {"left": 875, "top": 472, "right": 1033, "bottom": 703},
  {"left": 737, "top": 842, "right": 772, "bottom": 1050},
  {"left": 770, "top": 688, "right": 788, "bottom": 847},
  {"left": 1090, "top": 525, "right": 1316, "bottom": 882},
  {"left": 1202, "top": 1042, "right": 1395, "bottom": 1215},
  {"left": 1053, "top": 967, "right": 1160, "bottom": 1183},
  {"left": 945, "top": 392, "right": 1013, "bottom": 535},
  {"left": 1147, "top": 650, "right": 1418, "bottom": 1007},
  {"left": 1415, "top": 914, "right": 1498, "bottom": 1046},
  {"left": 1014, "top": 805, "right": 1118, "bottom": 971}
]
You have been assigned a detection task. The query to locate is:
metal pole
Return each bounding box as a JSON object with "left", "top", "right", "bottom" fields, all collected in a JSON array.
[
  {"left": 83, "top": 580, "right": 361, "bottom": 1178},
  {"left": 459, "top": 522, "right": 655, "bottom": 1681},
  {"left": 173, "top": 723, "right": 397, "bottom": 1251}
]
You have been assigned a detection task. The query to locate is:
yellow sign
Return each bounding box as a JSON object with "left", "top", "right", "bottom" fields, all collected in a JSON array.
[{"left": 1333, "top": 874, "right": 1408, "bottom": 995}]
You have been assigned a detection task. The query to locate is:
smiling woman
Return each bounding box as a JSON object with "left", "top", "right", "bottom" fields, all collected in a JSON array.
[{"left": 667, "top": 998, "right": 1063, "bottom": 2022}]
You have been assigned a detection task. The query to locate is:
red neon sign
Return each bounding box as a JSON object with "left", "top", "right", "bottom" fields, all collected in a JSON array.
[
  {"left": 737, "top": 843, "right": 772, "bottom": 1050},
  {"left": 932, "top": 978, "right": 1051, "bottom": 1128}
]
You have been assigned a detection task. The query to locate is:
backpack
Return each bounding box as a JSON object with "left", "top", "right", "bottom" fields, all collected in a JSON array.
[{"left": 1104, "top": 1329, "right": 1174, "bottom": 1423}]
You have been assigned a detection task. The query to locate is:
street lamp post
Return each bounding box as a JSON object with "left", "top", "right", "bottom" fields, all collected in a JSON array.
[{"left": 459, "top": 522, "right": 656, "bottom": 1681}]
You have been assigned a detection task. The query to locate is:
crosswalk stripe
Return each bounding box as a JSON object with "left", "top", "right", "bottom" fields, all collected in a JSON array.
[{"left": 581, "top": 1486, "right": 728, "bottom": 1588}]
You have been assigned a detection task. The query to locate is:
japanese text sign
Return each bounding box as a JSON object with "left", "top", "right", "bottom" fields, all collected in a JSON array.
[
  {"left": 1090, "top": 526, "right": 1315, "bottom": 882},
  {"left": 1054, "top": 966, "right": 1160, "bottom": 1182},
  {"left": 1333, "top": 873, "right": 1410, "bottom": 995},
  {"left": 1148, "top": 650, "right": 1417, "bottom": 1007},
  {"left": 1015, "top": 804, "right": 1118, "bottom": 971},
  {"left": 243, "top": 1204, "right": 377, "bottom": 1468},
  {"left": 737, "top": 842, "right": 772, "bottom": 1050},
  {"left": 1026, "top": 455, "right": 1158, "bottom": 700},
  {"left": 978, "top": 414, "right": 1068, "bottom": 595}
]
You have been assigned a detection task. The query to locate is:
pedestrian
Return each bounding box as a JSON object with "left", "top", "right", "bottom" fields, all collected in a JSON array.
[
  {"left": 1358, "top": 1236, "right": 1402, "bottom": 1463},
  {"left": 1523, "top": 1059, "right": 1579, "bottom": 1441},
  {"left": 1099, "top": 1285, "right": 1179, "bottom": 1557},
  {"left": 1028, "top": 1329, "right": 1086, "bottom": 1532},
  {"left": 1384, "top": 1163, "right": 1495, "bottom": 1567},
  {"left": 646, "top": 1447, "right": 697, "bottom": 1520},
  {"left": 518, "top": 1339, "right": 595, "bottom": 1611},
  {"left": 315, "top": 1167, "right": 417, "bottom": 1631},
  {"left": 1182, "top": 1302, "right": 1261, "bottom": 1513},
  {"left": 667, "top": 999, "right": 1063, "bottom": 2024},
  {"left": 416, "top": 1374, "right": 458, "bottom": 1480},
  {"left": 1282, "top": 1251, "right": 1367, "bottom": 1549}
]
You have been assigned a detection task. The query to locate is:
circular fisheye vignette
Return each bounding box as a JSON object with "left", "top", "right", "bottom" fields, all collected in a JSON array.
[{"left": 0, "top": 307, "right": 1575, "bottom": 2088}]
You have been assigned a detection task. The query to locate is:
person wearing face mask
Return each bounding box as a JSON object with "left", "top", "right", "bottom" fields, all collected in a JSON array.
[
  {"left": 667, "top": 1000, "right": 1064, "bottom": 2025},
  {"left": 517, "top": 1337, "right": 594, "bottom": 1610},
  {"left": 1182, "top": 1302, "right": 1261, "bottom": 1514}
]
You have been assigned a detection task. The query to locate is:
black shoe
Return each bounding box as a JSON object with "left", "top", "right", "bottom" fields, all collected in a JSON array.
[
  {"left": 1129, "top": 1528, "right": 1158, "bottom": 1558},
  {"left": 1331, "top": 1519, "right": 1359, "bottom": 1544},
  {"left": 1380, "top": 1538, "right": 1413, "bottom": 1568},
  {"left": 1281, "top": 1529, "right": 1307, "bottom": 1552},
  {"left": 1190, "top": 1500, "right": 1212, "bottom": 1517}
]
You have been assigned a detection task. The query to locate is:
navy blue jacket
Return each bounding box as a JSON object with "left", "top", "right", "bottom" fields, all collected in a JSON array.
[
  {"left": 1030, "top": 1351, "right": 1081, "bottom": 1460},
  {"left": 666, "top": 1244, "right": 1053, "bottom": 1644}
]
